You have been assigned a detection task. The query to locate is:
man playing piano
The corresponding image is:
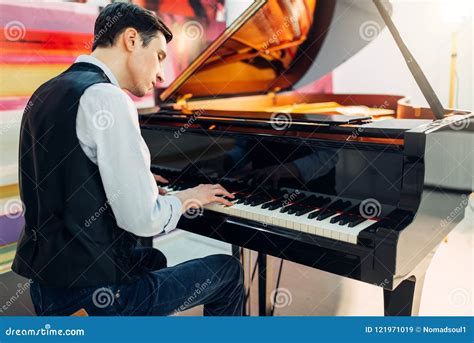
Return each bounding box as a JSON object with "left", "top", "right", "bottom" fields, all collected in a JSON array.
[{"left": 12, "top": 2, "right": 243, "bottom": 316}]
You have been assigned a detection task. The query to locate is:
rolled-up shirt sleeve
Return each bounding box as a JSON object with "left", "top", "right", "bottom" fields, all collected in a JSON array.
[{"left": 76, "top": 83, "right": 182, "bottom": 237}]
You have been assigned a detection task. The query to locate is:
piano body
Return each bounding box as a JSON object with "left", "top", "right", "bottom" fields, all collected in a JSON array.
[{"left": 139, "top": 0, "right": 473, "bottom": 315}]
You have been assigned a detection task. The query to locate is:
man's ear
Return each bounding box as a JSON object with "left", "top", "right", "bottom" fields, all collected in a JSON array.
[{"left": 122, "top": 28, "right": 139, "bottom": 52}]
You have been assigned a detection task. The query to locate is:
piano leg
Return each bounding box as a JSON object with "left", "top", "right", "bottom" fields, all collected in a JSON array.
[
  {"left": 383, "top": 275, "right": 425, "bottom": 316},
  {"left": 241, "top": 248, "right": 252, "bottom": 316},
  {"left": 257, "top": 253, "right": 273, "bottom": 316},
  {"left": 232, "top": 246, "right": 252, "bottom": 316},
  {"left": 234, "top": 247, "right": 273, "bottom": 316},
  {"left": 383, "top": 245, "right": 438, "bottom": 316}
]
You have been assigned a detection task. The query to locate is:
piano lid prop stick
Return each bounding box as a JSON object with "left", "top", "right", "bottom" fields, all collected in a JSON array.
[{"left": 372, "top": 0, "right": 445, "bottom": 120}]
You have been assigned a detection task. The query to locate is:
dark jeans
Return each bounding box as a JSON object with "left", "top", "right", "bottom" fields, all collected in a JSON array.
[{"left": 30, "top": 251, "right": 244, "bottom": 316}]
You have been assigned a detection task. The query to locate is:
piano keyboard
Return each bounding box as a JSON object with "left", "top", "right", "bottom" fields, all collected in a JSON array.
[{"left": 161, "top": 183, "right": 378, "bottom": 245}]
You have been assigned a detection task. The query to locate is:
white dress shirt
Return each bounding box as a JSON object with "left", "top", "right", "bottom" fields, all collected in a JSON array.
[{"left": 75, "top": 55, "right": 182, "bottom": 237}]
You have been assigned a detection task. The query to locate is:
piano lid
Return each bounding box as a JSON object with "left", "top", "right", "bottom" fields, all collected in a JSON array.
[{"left": 159, "top": 0, "right": 391, "bottom": 103}]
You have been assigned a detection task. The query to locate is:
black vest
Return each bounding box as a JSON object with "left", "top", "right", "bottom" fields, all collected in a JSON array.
[{"left": 12, "top": 63, "right": 142, "bottom": 288}]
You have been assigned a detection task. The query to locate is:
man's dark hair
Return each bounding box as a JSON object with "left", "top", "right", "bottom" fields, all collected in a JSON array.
[{"left": 92, "top": 3, "right": 172, "bottom": 51}]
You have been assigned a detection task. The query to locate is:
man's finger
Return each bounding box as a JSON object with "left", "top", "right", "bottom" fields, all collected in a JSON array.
[
  {"left": 212, "top": 196, "right": 234, "bottom": 207},
  {"left": 153, "top": 174, "right": 169, "bottom": 184},
  {"left": 158, "top": 187, "right": 167, "bottom": 195},
  {"left": 213, "top": 187, "right": 235, "bottom": 199}
]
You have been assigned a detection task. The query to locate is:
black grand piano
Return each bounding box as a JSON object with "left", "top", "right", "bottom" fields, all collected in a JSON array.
[{"left": 139, "top": 0, "right": 473, "bottom": 316}]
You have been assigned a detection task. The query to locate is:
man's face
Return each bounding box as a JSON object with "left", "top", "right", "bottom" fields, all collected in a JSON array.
[{"left": 126, "top": 32, "right": 167, "bottom": 97}]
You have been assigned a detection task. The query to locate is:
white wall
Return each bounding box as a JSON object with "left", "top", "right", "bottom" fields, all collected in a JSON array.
[{"left": 333, "top": 0, "right": 473, "bottom": 112}]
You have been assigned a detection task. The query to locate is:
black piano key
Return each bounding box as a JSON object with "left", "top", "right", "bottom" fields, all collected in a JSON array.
[
  {"left": 339, "top": 216, "right": 352, "bottom": 226},
  {"left": 330, "top": 199, "right": 351, "bottom": 211},
  {"left": 267, "top": 205, "right": 280, "bottom": 211},
  {"left": 285, "top": 196, "right": 320, "bottom": 215},
  {"left": 284, "top": 192, "right": 306, "bottom": 203},
  {"left": 329, "top": 214, "right": 346, "bottom": 224},
  {"left": 284, "top": 205, "right": 301, "bottom": 214},
  {"left": 316, "top": 210, "right": 337, "bottom": 221},
  {"left": 348, "top": 217, "right": 367, "bottom": 228},
  {"left": 308, "top": 209, "right": 322, "bottom": 219},
  {"left": 298, "top": 195, "right": 316, "bottom": 205},
  {"left": 261, "top": 201, "right": 275, "bottom": 209},
  {"left": 267, "top": 202, "right": 283, "bottom": 210},
  {"left": 236, "top": 197, "right": 248, "bottom": 204},
  {"left": 262, "top": 191, "right": 287, "bottom": 211},
  {"left": 282, "top": 194, "right": 308, "bottom": 211},
  {"left": 307, "top": 198, "right": 341, "bottom": 219},
  {"left": 250, "top": 197, "right": 270, "bottom": 206},
  {"left": 294, "top": 207, "right": 315, "bottom": 216},
  {"left": 242, "top": 197, "right": 254, "bottom": 205}
]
